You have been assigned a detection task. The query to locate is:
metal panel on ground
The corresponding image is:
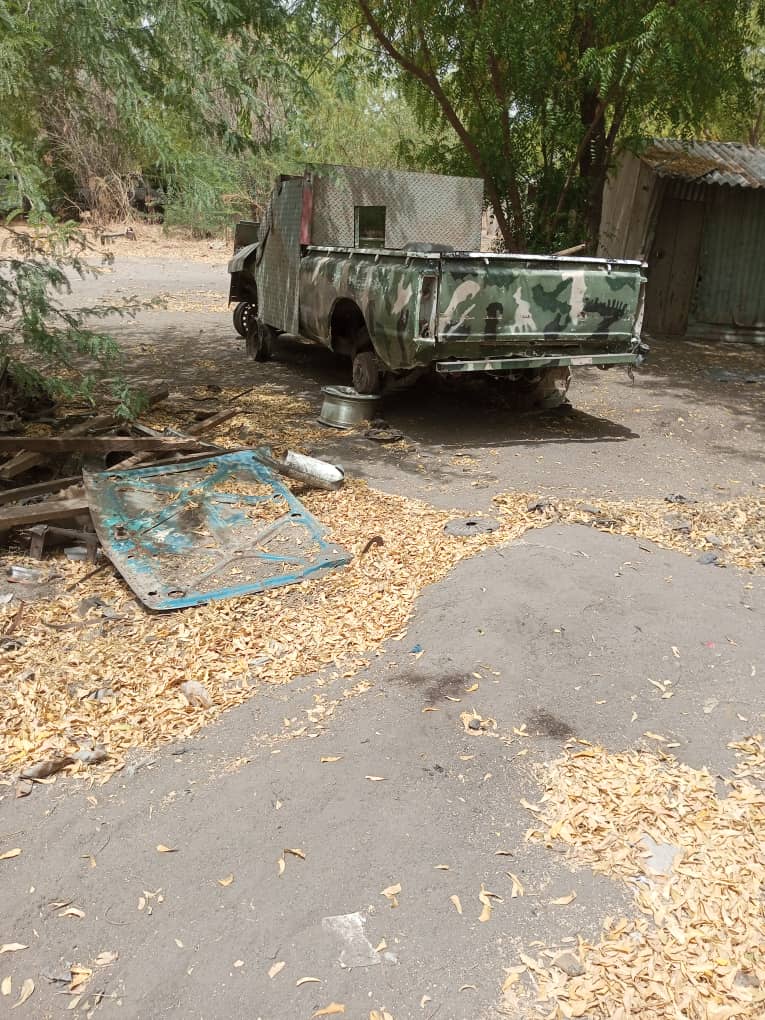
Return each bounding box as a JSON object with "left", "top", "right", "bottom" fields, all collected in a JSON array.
[
  {"left": 84, "top": 452, "right": 350, "bottom": 611},
  {"left": 257, "top": 177, "right": 304, "bottom": 333},
  {"left": 310, "top": 165, "right": 483, "bottom": 251}
]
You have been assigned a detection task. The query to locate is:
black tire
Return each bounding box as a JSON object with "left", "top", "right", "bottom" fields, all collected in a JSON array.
[
  {"left": 233, "top": 301, "right": 256, "bottom": 337},
  {"left": 245, "top": 319, "right": 273, "bottom": 362},
  {"left": 352, "top": 350, "right": 382, "bottom": 394}
]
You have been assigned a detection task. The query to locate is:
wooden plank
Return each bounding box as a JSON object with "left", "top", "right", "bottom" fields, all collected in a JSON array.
[
  {"left": 0, "top": 475, "right": 83, "bottom": 507},
  {"left": 0, "top": 493, "right": 89, "bottom": 531},
  {"left": 0, "top": 436, "right": 204, "bottom": 453},
  {"left": 116, "top": 407, "right": 239, "bottom": 470},
  {"left": 0, "top": 413, "right": 118, "bottom": 481},
  {"left": 185, "top": 407, "right": 239, "bottom": 437},
  {"left": 0, "top": 381, "right": 169, "bottom": 481}
]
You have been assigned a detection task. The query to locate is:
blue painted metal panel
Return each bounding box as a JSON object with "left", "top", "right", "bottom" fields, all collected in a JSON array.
[{"left": 83, "top": 451, "right": 351, "bottom": 611}]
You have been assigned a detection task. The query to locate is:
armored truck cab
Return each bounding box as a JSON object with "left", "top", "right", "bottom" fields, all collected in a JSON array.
[{"left": 228, "top": 165, "right": 646, "bottom": 404}]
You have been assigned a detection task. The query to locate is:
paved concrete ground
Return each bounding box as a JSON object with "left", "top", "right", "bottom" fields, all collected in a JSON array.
[
  {"left": 3, "top": 528, "right": 763, "bottom": 1019},
  {"left": 2, "top": 255, "right": 763, "bottom": 1019}
]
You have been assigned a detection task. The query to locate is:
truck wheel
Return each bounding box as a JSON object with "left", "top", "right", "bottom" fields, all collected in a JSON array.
[
  {"left": 352, "top": 351, "right": 382, "bottom": 394},
  {"left": 233, "top": 301, "right": 256, "bottom": 337},
  {"left": 246, "top": 320, "right": 273, "bottom": 362},
  {"left": 506, "top": 367, "right": 570, "bottom": 409}
]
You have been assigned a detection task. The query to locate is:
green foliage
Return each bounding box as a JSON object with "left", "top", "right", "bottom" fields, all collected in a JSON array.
[
  {"left": 325, "top": 0, "right": 757, "bottom": 251},
  {"left": 0, "top": 221, "right": 137, "bottom": 410},
  {"left": 708, "top": 12, "right": 765, "bottom": 145},
  {"left": 0, "top": 0, "right": 295, "bottom": 407}
]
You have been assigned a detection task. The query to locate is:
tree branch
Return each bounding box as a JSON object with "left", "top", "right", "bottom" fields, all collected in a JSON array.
[{"left": 354, "top": 0, "right": 517, "bottom": 247}]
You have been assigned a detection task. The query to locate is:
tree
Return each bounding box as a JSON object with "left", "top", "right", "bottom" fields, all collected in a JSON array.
[
  {"left": 329, "top": 0, "right": 757, "bottom": 251},
  {"left": 0, "top": 0, "right": 298, "bottom": 408},
  {"left": 710, "top": 14, "right": 765, "bottom": 146}
]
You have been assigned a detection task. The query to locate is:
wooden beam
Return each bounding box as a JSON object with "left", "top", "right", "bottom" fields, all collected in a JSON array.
[
  {"left": 0, "top": 381, "right": 169, "bottom": 480},
  {"left": 0, "top": 475, "right": 83, "bottom": 507},
  {"left": 0, "top": 492, "right": 89, "bottom": 531},
  {"left": 0, "top": 436, "right": 204, "bottom": 453},
  {"left": 0, "top": 413, "right": 117, "bottom": 480},
  {"left": 116, "top": 407, "right": 239, "bottom": 470}
]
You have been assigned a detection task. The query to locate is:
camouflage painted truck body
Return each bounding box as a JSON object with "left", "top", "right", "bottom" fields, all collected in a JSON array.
[
  {"left": 229, "top": 166, "right": 646, "bottom": 395},
  {"left": 298, "top": 246, "right": 645, "bottom": 373}
]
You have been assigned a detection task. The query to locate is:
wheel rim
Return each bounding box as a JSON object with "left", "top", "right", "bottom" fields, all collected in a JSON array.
[{"left": 241, "top": 303, "right": 256, "bottom": 334}]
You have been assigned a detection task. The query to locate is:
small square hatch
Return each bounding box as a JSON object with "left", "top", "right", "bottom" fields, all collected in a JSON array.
[{"left": 354, "top": 205, "right": 386, "bottom": 248}]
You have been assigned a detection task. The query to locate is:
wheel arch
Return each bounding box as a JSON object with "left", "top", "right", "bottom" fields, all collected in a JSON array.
[
  {"left": 229, "top": 267, "right": 258, "bottom": 308},
  {"left": 327, "top": 297, "right": 377, "bottom": 358}
]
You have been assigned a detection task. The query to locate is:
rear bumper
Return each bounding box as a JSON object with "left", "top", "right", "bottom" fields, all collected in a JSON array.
[{"left": 434, "top": 350, "right": 642, "bottom": 374}]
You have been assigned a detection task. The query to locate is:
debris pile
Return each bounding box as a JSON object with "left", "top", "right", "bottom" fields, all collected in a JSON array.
[
  {"left": 2, "top": 388, "right": 763, "bottom": 783},
  {"left": 503, "top": 745, "right": 765, "bottom": 1019}
]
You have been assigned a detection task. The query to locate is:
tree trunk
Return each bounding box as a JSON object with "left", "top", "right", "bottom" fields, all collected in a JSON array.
[
  {"left": 578, "top": 87, "right": 608, "bottom": 247},
  {"left": 354, "top": 0, "right": 521, "bottom": 251}
]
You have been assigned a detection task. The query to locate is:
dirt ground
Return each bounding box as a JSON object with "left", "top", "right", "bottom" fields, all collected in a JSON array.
[
  {"left": 68, "top": 250, "right": 764, "bottom": 508},
  {"left": 1, "top": 251, "right": 764, "bottom": 1020}
]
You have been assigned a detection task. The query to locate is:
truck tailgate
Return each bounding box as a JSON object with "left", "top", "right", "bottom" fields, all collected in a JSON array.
[{"left": 436, "top": 254, "right": 644, "bottom": 350}]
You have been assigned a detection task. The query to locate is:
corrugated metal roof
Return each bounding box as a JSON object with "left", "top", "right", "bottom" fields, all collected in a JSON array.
[{"left": 641, "top": 139, "right": 765, "bottom": 189}]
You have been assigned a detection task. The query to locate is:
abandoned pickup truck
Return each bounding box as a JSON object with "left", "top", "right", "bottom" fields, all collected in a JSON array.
[{"left": 228, "top": 165, "right": 646, "bottom": 405}]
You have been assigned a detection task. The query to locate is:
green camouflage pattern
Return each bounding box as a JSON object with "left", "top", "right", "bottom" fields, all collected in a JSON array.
[{"left": 295, "top": 247, "right": 645, "bottom": 373}]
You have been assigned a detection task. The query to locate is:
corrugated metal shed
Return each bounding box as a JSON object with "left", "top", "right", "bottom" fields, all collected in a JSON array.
[
  {"left": 599, "top": 141, "right": 765, "bottom": 341},
  {"left": 641, "top": 140, "right": 765, "bottom": 190}
]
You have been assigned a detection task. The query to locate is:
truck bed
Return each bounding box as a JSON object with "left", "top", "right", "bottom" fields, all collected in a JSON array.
[{"left": 299, "top": 245, "right": 646, "bottom": 373}]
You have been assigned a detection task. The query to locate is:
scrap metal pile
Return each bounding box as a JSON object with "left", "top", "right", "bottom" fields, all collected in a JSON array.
[{"left": 0, "top": 385, "right": 349, "bottom": 609}]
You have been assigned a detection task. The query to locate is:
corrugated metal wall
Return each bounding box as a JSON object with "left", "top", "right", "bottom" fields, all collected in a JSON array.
[
  {"left": 598, "top": 152, "right": 661, "bottom": 259},
  {"left": 690, "top": 188, "right": 765, "bottom": 332},
  {"left": 601, "top": 155, "right": 765, "bottom": 340}
]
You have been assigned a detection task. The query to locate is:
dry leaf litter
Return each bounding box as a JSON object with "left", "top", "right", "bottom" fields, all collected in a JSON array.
[
  {"left": 503, "top": 743, "right": 765, "bottom": 1019},
  {"left": 494, "top": 493, "right": 765, "bottom": 573},
  {"left": 2, "top": 387, "right": 762, "bottom": 778},
  {"left": 0, "top": 481, "right": 529, "bottom": 777}
]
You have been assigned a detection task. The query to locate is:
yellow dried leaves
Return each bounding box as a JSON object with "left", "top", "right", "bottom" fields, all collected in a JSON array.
[
  {"left": 507, "top": 745, "right": 765, "bottom": 1019},
  {"left": 1, "top": 459, "right": 761, "bottom": 782},
  {"left": 494, "top": 492, "right": 765, "bottom": 574},
  {"left": 10, "top": 978, "right": 33, "bottom": 1009},
  {"left": 549, "top": 891, "right": 576, "bottom": 906},
  {"left": 478, "top": 885, "right": 501, "bottom": 922},
  {"left": 313, "top": 1003, "right": 345, "bottom": 1016},
  {"left": 381, "top": 883, "right": 401, "bottom": 908},
  {"left": 507, "top": 872, "right": 524, "bottom": 898},
  {"left": 0, "top": 478, "right": 528, "bottom": 776}
]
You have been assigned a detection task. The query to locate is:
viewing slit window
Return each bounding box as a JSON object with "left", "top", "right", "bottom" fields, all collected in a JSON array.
[{"left": 354, "top": 206, "right": 386, "bottom": 248}]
